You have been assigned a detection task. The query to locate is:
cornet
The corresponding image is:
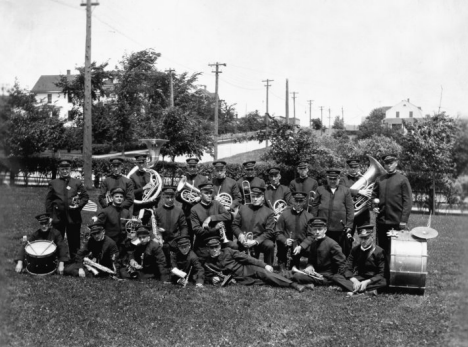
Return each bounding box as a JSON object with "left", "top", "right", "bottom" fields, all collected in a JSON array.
[
  {"left": 218, "top": 222, "right": 229, "bottom": 243},
  {"left": 291, "top": 267, "right": 324, "bottom": 281}
]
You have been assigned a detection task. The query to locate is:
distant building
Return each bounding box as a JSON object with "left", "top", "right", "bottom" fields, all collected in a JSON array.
[
  {"left": 383, "top": 99, "right": 423, "bottom": 131},
  {"left": 273, "top": 116, "right": 300, "bottom": 126}
]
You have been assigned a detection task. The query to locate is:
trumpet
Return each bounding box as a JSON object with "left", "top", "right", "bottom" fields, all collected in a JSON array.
[
  {"left": 177, "top": 176, "right": 201, "bottom": 204},
  {"left": 242, "top": 180, "right": 252, "bottom": 205},
  {"left": 291, "top": 267, "right": 324, "bottom": 281},
  {"left": 218, "top": 222, "right": 229, "bottom": 243}
]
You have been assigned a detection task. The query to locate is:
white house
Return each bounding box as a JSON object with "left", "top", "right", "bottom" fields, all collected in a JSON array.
[{"left": 383, "top": 99, "right": 423, "bottom": 130}]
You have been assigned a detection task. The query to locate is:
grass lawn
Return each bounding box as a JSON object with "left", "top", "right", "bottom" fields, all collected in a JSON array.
[{"left": 0, "top": 186, "right": 467, "bottom": 347}]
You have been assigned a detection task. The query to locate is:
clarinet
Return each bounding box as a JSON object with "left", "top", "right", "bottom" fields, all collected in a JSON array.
[{"left": 286, "top": 231, "right": 293, "bottom": 270}]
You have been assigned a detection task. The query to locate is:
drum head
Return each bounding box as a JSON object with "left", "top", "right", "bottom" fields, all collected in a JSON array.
[
  {"left": 411, "top": 226, "right": 438, "bottom": 240},
  {"left": 25, "top": 240, "right": 57, "bottom": 257}
]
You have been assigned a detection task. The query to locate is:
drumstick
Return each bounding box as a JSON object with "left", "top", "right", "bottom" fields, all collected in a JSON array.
[
  {"left": 39, "top": 241, "right": 54, "bottom": 255},
  {"left": 26, "top": 241, "right": 38, "bottom": 255}
]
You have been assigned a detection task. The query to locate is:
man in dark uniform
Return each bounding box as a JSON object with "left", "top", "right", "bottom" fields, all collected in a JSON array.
[
  {"left": 129, "top": 154, "right": 158, "bottom": 218},
  {"left": 98, "top": 158, "right": 134, "bottom": 211},
  {"left": 15, "top": 213, "right": 69, "bottom": 275},
  {"left": 64, "top": 223, "right": 119, "bottom": 278},
  {"left": 289, "top": 161, "right": 318, "bottom": 213},
  {"left": 170, "top": 235, "right": 204, "bottom": 287},
  {"left": 372, "top": 154, "right": 412, "bottom": 257},
  {"left": 331, "top": 224, "right": 387, "bottom": 296},
  {"left": 190, "top": 182, "right": 233, "bottom": 260},
  {"left": 276, "top": 192, "right": 314, "bottom": 273},
  {"left": 175, "top": 158, "right": 208, "bottom": 243},
  {"left": 96, "top": 187, "right": 132, "bottom": 246},
  {"left": 45, "top": 159, "right": 89, "bottom": 261},
  {"left": 154, "top": 186, "right": 188, "bottom": 268},
  {"left": 290, "top": 217, "right": 346, "bottom": 289},
  {"left": 311, "top": 168, "right": 354, "bottom": 245},
  {"left": 203, "top": 236, "right": 305, "bottom": 292},
  {"left": 233, "top": 185, "right": 276, "bottom": 266},
  {"left": 265, "top": 167, "right": 292, "bottom": 221},
  {"left": 236, "top": 161, "right": 265, "bottom": 205},
  {"left": 129, "top": 226, "right": 168, "bottom": 281},
  {"left": 339, "top": 158, "right": 372, "bottom": 256},
  {"left": 117, "top": 228, "right": 140, "bottom": 279}
]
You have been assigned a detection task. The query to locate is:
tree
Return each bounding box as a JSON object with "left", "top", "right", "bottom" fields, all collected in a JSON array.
[
  {"left": 332, "top": 116, "right": 344, "bottom": 129},
  {"left": 238, "top": 111, "right": 266, "bottom": 133},
  {"left": 357, "top": 107, "right": 395, "bottom": 139},
  {"left": 311, "top": 118, "right": 323, "bottom": 130},
  {"left": 453, "top": 119, "right": 468, "bottom": 176}
]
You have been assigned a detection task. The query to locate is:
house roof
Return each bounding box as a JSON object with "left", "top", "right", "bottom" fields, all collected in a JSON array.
[{"left": 31, "top": 74, "right": 77, "bottom": 93}]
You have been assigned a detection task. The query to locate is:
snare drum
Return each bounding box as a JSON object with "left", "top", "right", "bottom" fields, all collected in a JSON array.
[{"left": 25, "top": 240, "right": 58, "bottom": 276}]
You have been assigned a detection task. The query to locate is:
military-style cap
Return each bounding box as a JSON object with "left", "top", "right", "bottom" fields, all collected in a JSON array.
[
  {"left": 326, "top": 168, "right": 341, "bottom": 178},
  {"left": 205, "top": 236, "right": 221, "bottom": 247},
  {"left": 357, "top": 224, "right": 374, "bottom": 237},
  {"left": 110, "top": 187, "right": 125, "bottom": 196},
  {"left": 58, "top": 160, "right": 72, "bottom": 168},
  {"left": 35, "top": 213, "right": 51, "bottom": 223},
  {"left": 199, "top": 182, "right": 214, "bottom": 191},
  {"left": 381, "top": 153, "right": 398, "bottom": 162},
  {"left": 88, "top": 223, "right": 105, "bottom": 234},
  {"left": 162, "top": 186, "right": 176, "bottom": 195},
  {"left": 136, "top": 226, "right": 151, "bottom": 237},
  {"left": 243, "top": 161, "right": 256, "bottom": 169},
  {"left": 297, "top": 162, "right": 309, "bottom": 169},
  {"left": 134, "top": 155, "right": 147, "bottom": 163},
  {"left": 346, "top": 158, "right": 360, "bottom": 167},
  {"left": 174, "top": 235, "right": 191, "bottom": 247},
  {"left": 268, "top": 167, "right": 281, "bottom": 175},
  {"left": 292, "top": 192, "right": 307, "bottom": 201},
  {"left": 110, "top": 158, "right": 124, "bottom": 166},
  {"left": 212, "top": 160, "right": 227, "bottom": 168},
  {"left": 186, "top": 158, "right": 200, "bottom": 165},
  {"left": 250, "top": 184, "right": 265, "bottom": 194},
  {"left": 308, "top": 217, "right": 327, "bottom": 227}
]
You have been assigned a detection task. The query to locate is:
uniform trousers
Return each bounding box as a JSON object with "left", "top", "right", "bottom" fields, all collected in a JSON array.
[
  {"left": 54, "top": 223, "right": 81, "bottom": 261},
  {"left": 291, "top": 272, "right": 332, "bottom": 286},
  {"left": 236, "top": 239, "right": 275, "bottom": 266},
  {"left": 235, "top": 265, "right": 292, "bottom": 287},
  {"left": 276, "top": 242, "right": 310, "bottom": 268},
  {"left": 331, "top": 274, "right": 387, "bottom": 292}
]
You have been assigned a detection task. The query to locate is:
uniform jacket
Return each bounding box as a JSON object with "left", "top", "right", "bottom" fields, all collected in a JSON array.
[
  {"left": 236, "top": 176, "right": 266, "bottom": 205},
  {"left": 175, "top": 173, "right": 208, "bottom": 216},
  {"left": 372, "top": 172, "right": 412, "bottom": 225},
  {"left": 170, "top": 250, "right": 205, "bottom": 284},
  {"left": 98, "top": 175, "right": 134, "bottom": 209},
  {"left": 154, "top": 204, "right": 188, "bottom": 243},
  {"left": 307, "top": 236, "right": 346, "bottom": 276},
  {"left": 275, "top": 207, "right": 314, "bottom": 249},
  {"left": 17, "top": 227, "right": 68, "bottom": 263},
  {"left": 212, "top": 177, "right": 242, "bottom": 208},
  {"left": 130, "top": 170, "right": 151, "bottom": 201},
  {"left": 312, "top": 185, "right": 354, "bottom": 231},
  {"left": 232, "top": 204, "right": 276, "bottom": 245},
  {"left": 190, "top": 200, "right": 231, "bottom": 250},
  {"left": 96, "top": 205, "right": 131, "bottom": 244},
  {"left": 204, "top": 248, "right": 267, "bottom": 280},
  {"left": 344, "top": 245, "right": 386, "bottom": 284},
  {"left": 289, "top": 177, "right": 318, "bottom": 195},
  {"left": 118, "top": 238, "right": 139, "bottom": 266},
  {"left": 265, "top": 184, "right": 293, "bottom": 207},
  {"left": 75, "top": 235, "right": 119, "bottom": 271},
  {"left": 45, "top": 177, "right": 89, "bottom": 225},
  {"left": 131, "top": 240, "right": 168, "bottom": 280}
]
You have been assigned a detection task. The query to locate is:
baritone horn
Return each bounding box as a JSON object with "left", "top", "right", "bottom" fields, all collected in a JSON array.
[
  {"left": 349, "top": 155, "right": 387, "bottom": 217},
  {"left": 215, "top": 193, "right": 233, "bottom": 210},
  {"left": 242, "top": 180, "right": 252, "bottom": 205},
  {"left": 272, "top": 199, "right": 287, "bottom": 221},
  {"left": 177, "top": 176, "right": 201, "bottom": 204}
]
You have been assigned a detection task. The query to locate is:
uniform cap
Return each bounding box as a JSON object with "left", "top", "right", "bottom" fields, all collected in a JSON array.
[
  {"left": 205, "top": 236, "right": 221, "bottom": 247},
  {"left": 357, "top": 224, "right": 374, "bottom": 237},
  {"left": 212, "top": 160, "right": 227, "bottom": 168},
  {"left": 268, "top": 167, "right": 281, "bottom": 175},
  {"left": 110, "top": 187, "right": 125, "bottom": 196},
  {"left": 162, "top": 186, "right": 176, "bottom": 195},
  {"left": 35, "top": 213, "right": 51, "bottom": 223},
  {"left": 381, "top": 154, "right": 398, "bottom": 162},
  {"left": 250, "top": 184, "right": 265, "bottom": 194},
  {"left": 308, "top": 217, "right": 327, "bottom": 227},
  {"left": 58, "top": 160, "right": 72, "bottom": 168},
  {"left": 199, "top": 182, "right": 214, "bottom": 191},
  {"left": 292, "top": 192, "right": 307, "bottom": 200},
  {"left": 346, "top": 158, "right": 360, "bottom": 167},
  {"left": 297, "top": 162, "right": 308, "bottom": 169},
  {"left": 110, "top": 158, "right": 124, "bottom": 166},
  {"left": 136, "top": 226, "right": 151, "bottom": 237},
  {"left": 242, "top": 161, "right": 256, "bottom": 169},
  {"left": 134, "top": 155, "right": 147, "bottom": 163},
  {"left": 326, "top": 168, "right": 341, "bottom": 178},
  {"left": 88, "top": 223, "right": 105, "bottom": 234},
  {"left": 186, "top": 158, "right": 200, "bottom": 165},
  {"left": 174, "top": 235, "right": 191, "bottom": 247}
]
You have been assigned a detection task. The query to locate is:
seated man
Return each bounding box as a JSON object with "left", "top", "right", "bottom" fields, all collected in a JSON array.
[
  {"left": 129, "top": 226, "right": 168, "bottom": 281},
  {"left": 232, "top": 185, "right": 276, "bottom": 266},
  {"left": 203, "top": 236, "right": 305, "bottom": 292},
  {"left": 170, "top": 235, "right": 204, "bottom": 287},
  {"left": 15, "top": 213, "right": 68, "bottom": 275},
  {"left": 290, "top": 217, "right": 346, "bottom": 289},
  {"left": 64, "top": 223, "right": 119, "bottom": 278},
  {"left": 265, "top": 167, "right": 293, "bottom": 219},
  {"left": 331, "top": 224, "right": 387, "bottom": 296},
  {"left": 117, "top": 227, "right": 140, "bottom": 279},
  {"left": 237, "top": 161, "right": 265, "bottom": 205}
]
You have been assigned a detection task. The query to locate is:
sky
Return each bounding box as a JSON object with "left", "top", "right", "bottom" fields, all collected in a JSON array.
[{"left": 1, "top": 0, "right": 468, "bottom": 126}]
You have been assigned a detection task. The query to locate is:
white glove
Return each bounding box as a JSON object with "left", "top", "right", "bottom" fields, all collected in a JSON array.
[
  {"left": 78, "top": 268, "right": 86, "bottom": 278},
  {"left": 58, "top": 262, "right": 64, "bottom": 275},
  {"left": 15, "top": 261, "right": 23, "bottom": 273}
]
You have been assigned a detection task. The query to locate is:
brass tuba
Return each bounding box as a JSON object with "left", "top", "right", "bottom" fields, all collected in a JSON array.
[
  {"left": 126, "top": 139, "right": 168, "bottom": 205},
  {"left": 176, "top": 176, "right": 201, "bottom": 204},
  {"left": 350, "top": 155, "right": 387, "bottom": 217}
]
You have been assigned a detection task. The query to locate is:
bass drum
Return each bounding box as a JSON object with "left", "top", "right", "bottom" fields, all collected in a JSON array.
[
  {"left": 25, "top": 240, "right": 58, "bottom": 276},
  {"left": 389, "top": 231, "right": 428, "bottom": 294}
]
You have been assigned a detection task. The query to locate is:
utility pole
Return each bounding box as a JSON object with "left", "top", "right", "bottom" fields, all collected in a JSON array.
[
  {"left": 285, "top": 79, "right": 289, "bottom": 124},
  {"left": 291, "top": 92, "right": 298, "bottom": 121},
  {"left": 209, "top": 62, "right": 226, "bottom": 160},
  {"left": 307, "top": 100, "right": 313, "bottom": 128},
  {"left": 81, "top": 0, "right": 99, "bottom": 190},
  {"left": 166, "top": 69, "right": 175, "bottom": 107},
  {"left": 320, "top": 106, "right": 324, "bottom": 136},
  {"left": 341, "top": 106, "right": 344, "bottom": 124},
  {"left": 328, "top": 108, "right": 332, "bottom": 132},
  {"left": 262, "top": 79, "right": 273, "bottom": 148}
]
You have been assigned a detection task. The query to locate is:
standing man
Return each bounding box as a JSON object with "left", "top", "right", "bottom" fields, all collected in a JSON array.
[
  {"left": 372, "top": 154, "right": 412, "bottom": 257},
  {"left": 45, "top": 159, "right": 89, "bottom": 261},
  {"left": 98, "top": 158, "right": 134, "bottom": 211},
  {"left": 311, "top": 168, "right": 354, "bottom": 245},
  {"left": 289, "top": 162, "right": 318, "bottom": 212},
  {"left": 265, "top": 167, "right": 292, "bottom": 220},
  {"left": 129, "top": 155, "right": 158, "bottom": 218},
  {"left": 237, "top": 161, "right": 265, "bottom": 205}
]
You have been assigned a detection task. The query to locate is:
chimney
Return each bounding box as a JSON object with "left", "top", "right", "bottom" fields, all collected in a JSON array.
[
  {"left": 67, "top": 70, "right": 71, "bottom": 75},
  {"left": 407, "top": 98, "right": 410, "bottom": 102}
]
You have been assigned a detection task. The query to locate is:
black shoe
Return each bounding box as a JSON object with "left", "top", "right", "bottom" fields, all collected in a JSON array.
[{"left": 290, "top": 283, "right": 305, "bottom": 293}]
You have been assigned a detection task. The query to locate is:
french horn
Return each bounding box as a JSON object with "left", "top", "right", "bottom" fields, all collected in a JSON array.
[{"left": 177, "top": 176, "right": 201, "bottom": 204}]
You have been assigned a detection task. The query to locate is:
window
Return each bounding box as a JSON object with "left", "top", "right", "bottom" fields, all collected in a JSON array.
[
  {"left": 68, "top": 110, "right": 73, "bottom": 121},
  {"left": 409, "top": 111, "right": 413, "bottom": 118},
  {"left": 47, "top": 94, "right": 52, "bottom": 104},
  {"left": 396, "top": 111, "right": 400, "bottom": 118},
  {"left": 67, "top": 93, "right": 72, "bottom": 103}
]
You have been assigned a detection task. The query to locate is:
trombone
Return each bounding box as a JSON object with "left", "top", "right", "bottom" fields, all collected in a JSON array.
[
  {"left": 241, "top": 180, "right": 252, "bottom": 205},
  {"left": 307, "top": 190, "right": 316, "bottom": 213}
]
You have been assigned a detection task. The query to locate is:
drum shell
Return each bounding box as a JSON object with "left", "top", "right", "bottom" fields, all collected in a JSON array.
[
  {"left": 389, "top": 232, "right": 427, "bottom": 294},
  {"left": 25, "top": 241, "right": 58, "bottom": 276}
]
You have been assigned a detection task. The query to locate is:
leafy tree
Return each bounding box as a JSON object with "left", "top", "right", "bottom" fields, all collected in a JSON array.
[
  {"left": 357, "top": 106, "right": 395, "bottom": 139},
  {"left": 311, "top": 118, "right": 323, "bottom": 130},
  {"left": 238, "top": 111, "right": 266, "bottom": 133},
  {"left": 453, "top": 119, "right": 468, "bottom": 176},
  {"left": 332, "top": 116, "right": 344, "bottom": 129}
]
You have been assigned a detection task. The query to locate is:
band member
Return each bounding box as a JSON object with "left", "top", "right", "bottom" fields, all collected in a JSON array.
[
  {"left": 129, "top": 226, "right": 168, "bottom": 281},
  {"left": 331, "top": 224, "right": 387, "bottom": 296},
  {"left": 154, "top": 186, "right": 188, "bottom": 267},
  {"left": 289, "top": 162, "right": 318, "bottom": 210},
  {"left": 311, "top": 168, "right": 354, "bottom": 245},
  {"left": 170, "top": 235, "right": 204, "bottom": 287},
  {"left": 129, "top": 154, "right": 159, "bottom": 218},
  {"left": 265, "top": 167, "right": 292, "bottom": 216},
  {"left": 232, "top": 185, "right": 276, "bottom": 266},
  {"left": 64, "top": 223, "right": 119, "bottom": 278},
  {"left": 203, "top": 236, "right": 305, "bottom": 292},
  {"left": 15, "top": 213, "right": 68, "bottom": 275},
  {"left": 96, "top": 187, "right": 132, "bottom": 245},
  {"left": 98, "top": 158, "right": 134, "bottom": 210},
  {"left": 339, "top": 158, "right": 372, "bottom": 256},
  {"left": 290, "top": 217, "right": 346, "bottom": 289},
  {"left": 117, "top": 227, "right": 140, "bottom": 279},
  {"left": 190, "top": 182, "right": 233, "bottom": 260},
  {"left": 237, "top": 161, "right": 265, "bottom": 205},
  {"left": 45, "top": 159, "right": 89, "bottom": 260},
  {"left": 372, "top": 154, "right": 412, "bottom": 257},
  {"left": 276, "top": 192, "right": 314, "bottom": 273},
  {"left": 175, "top": 158, "right": 208, "bottom": 243},
  {"left": 211, "top": 160, "right": 242, "bottom": 212}
]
